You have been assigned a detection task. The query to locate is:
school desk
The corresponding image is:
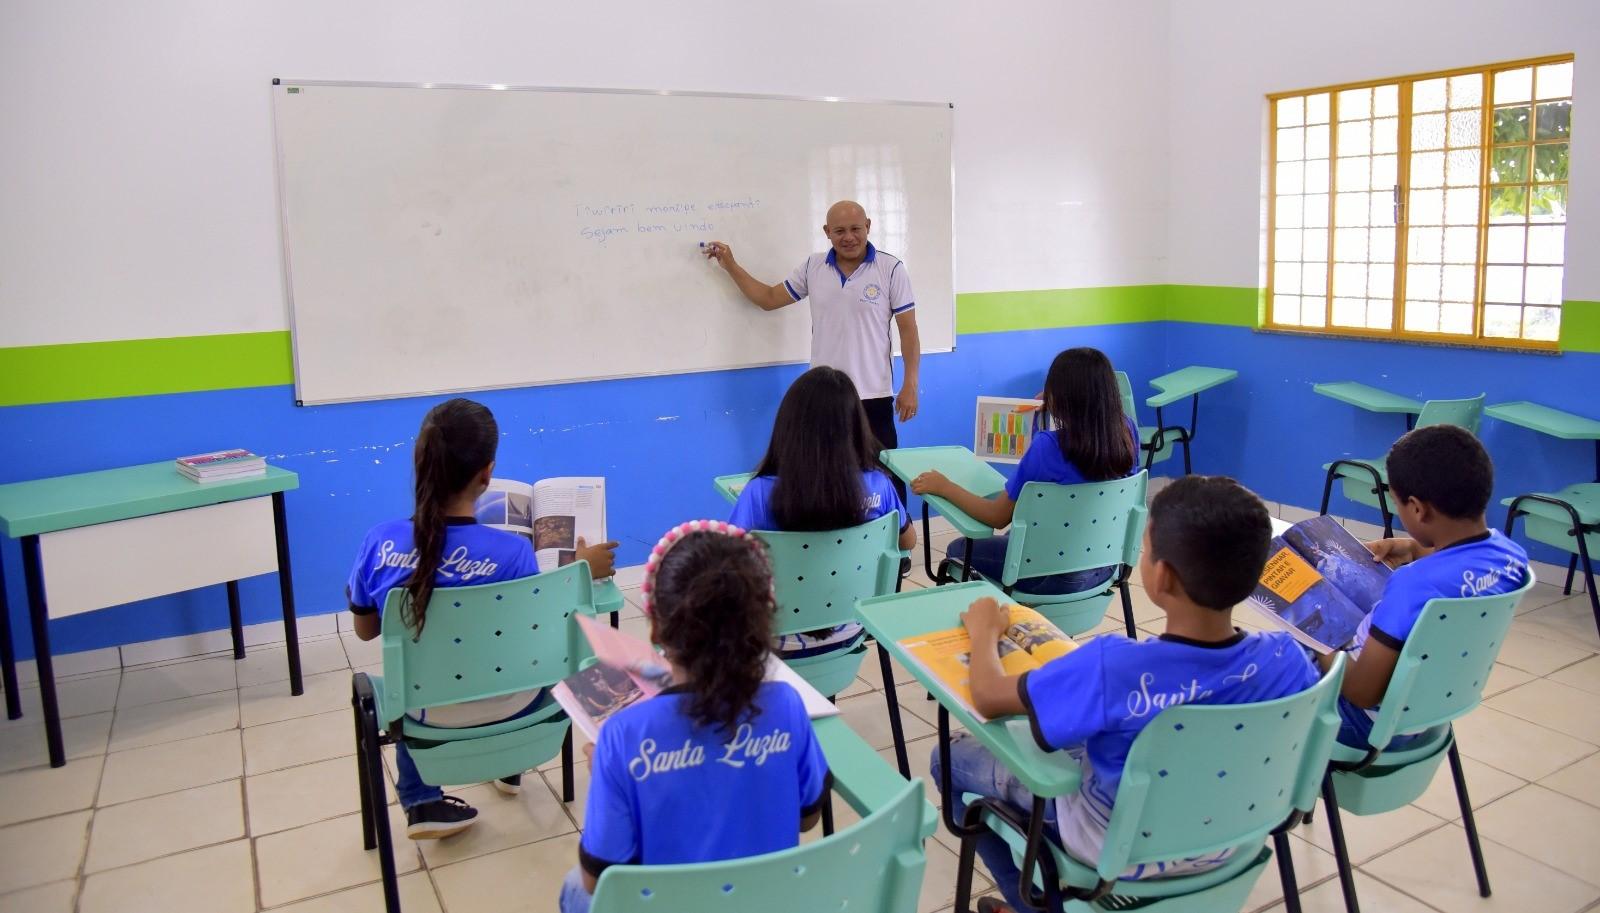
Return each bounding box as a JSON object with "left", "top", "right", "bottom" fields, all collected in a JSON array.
[{"left": 880, "top": 447, "right": 1006, "bottom": 582}]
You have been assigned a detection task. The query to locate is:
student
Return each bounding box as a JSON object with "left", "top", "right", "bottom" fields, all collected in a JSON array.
[
  {"left": 1328, "top": 424, "right": 1528, "bottom": 749},
  {"left": 561, "top": 522, "right": 830, "bottom": 913},
  {"left": 346, "top": 398, "right": 618, "bottom": 839},
  {"left": 911, "top": 347, "right": 1138, "bottom": 594},
  {"left": 730, "top": 366, "right": 916, "bottom": 656},
  {"left": 932, "top": 476, "right": 1320, "bottom": 912}
]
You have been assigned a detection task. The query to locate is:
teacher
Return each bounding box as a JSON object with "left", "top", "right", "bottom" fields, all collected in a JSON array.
[{"left": 703, "top": 200, "right": 921, "bottom": 498}]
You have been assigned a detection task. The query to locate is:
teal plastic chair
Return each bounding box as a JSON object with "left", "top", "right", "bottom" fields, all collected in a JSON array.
[
  {"left": 1315, "top": 572, "right": 1536, "bottom": 913},
  {"left": 1320, "top": 394, "right": 1485, "bottom": 537},
  {"left": 351, "top": 562, "right": 596, "bottom": 913},
  {"left": 1116, "top": 371, "right": 1179, "bottom": 469},
  {"left": 940, "top": 473, "right": 1149, "bottom": 638},
  {"left": 590, "top": 778, "right": 928, "bottom": 913},
  {"left": 754, "top": 511, "right": 902, "bottom": 700},
  {"left": 1504, "top": 485, "right": 1599, "bottom": 638},
  {"left": 954, "top": 656, "right": 1347, "bottom": 913}
]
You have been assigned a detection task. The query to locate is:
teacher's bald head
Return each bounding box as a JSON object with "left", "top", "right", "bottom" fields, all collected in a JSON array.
[{"left": 822, "top": 200, "right": 871, "bottom": 263}]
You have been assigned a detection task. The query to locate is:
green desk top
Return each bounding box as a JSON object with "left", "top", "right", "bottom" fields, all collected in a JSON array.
[
  {"left": 857, "top": 580, "right": 1083, "bottom": 798},
  {"left": 879, "top": 447, "right": 1006, "bottom": 540},
  {"left": 1312, "top": 382, "right": 1425, "bottom": 415},
  {"left": 1486, "top": 402, "right": 1600, "bottom": 441},
  {"left": 0, "top": 462, "right": 299, "bottom": 539},
  {"left": 1145, "top": 366, "right": 1239, "bottom": 408},
  {"left": 812, "top": 715, "right": 938, "bottom": 837},
  {"left": 713, "top": 472, "right": 754, "bottom": 506}
]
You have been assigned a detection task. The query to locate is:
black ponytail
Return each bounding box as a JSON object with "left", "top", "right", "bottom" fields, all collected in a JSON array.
[
  {"left": 404, "top": 398, "right": 498, "bottom": 635},
  {"left": 650, "top": 532, "right": 775, "bottom": 734}
]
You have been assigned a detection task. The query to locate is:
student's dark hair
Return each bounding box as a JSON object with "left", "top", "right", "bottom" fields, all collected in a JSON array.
[
  {"left": 1148, "top": 476, "right": 1273, "bottom": 610},
  {"left": 650, "top": 532, "right": 775, "bottom": 734},
  {"left": 751, "top": 366, "right": 882, "bottom": 531},
  {"left": 1041, "top": 348, "right": 1135, "bottom": 481},
  {"left": 1386, "top": 424, "right": 1494, "bottom": 520},
  {"left": 405, "top": 398, "right": 498, "bottom": 635}
]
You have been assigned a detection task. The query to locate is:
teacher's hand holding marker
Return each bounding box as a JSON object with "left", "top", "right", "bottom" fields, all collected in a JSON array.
[{"left": 703, "top": 200, "right": 923, "bottom": 505}]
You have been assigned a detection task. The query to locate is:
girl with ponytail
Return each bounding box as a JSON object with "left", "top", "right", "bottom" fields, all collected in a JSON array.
[
  {"left": 560, "top": 522, "right": 830, "bottom": 913},
  {"left": 346, "top": 398, "right": 619, "bottom": 840}
]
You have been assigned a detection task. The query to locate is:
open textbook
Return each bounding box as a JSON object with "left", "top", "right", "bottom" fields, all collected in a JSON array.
[
  {"left": 1243, "top": 515, "right": 1391, "bottom": 653},
  {"left": 475, "top": 477, "right": 605, "bottom": 574},
  {"left": 900, "top": 604, "right": 1077, "bottom": 722},
  {"left": 974, "top": 397, "right": 1044, "bottom": 464},
  {"left": 552, "top": 614, "right": 840, "bottom": 742}
]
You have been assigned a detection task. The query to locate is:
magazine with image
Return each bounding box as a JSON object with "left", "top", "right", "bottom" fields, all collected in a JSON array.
[
  {"left": 1243, "top": 515, "right": 1392, "bottom": 653},
  {"left": 974, "top": 397, "right": 1044, "bottom": 464},
  {"left": 551, "top": 616, "right": 840, "bottom": 742},
  {"left": 474, "top": 477, "right": 606, "bottom": 574},
  {"left": 899, "top": 604, "right": 1078, "bottom": 722}
]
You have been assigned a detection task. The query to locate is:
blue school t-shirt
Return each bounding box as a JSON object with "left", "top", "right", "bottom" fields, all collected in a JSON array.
[
  {"left": 345, "top": 516, "right": 539, "bottom": 614},
  {"left": 1338, "top": 530, "right": 1528, "bottom": 745},
  {"left": 580, "top": 681, "right": 830, "bottom": 874},
  {"left": 1004, "top": 417, "right": 1141, "bottom": 501},
  {"left": 729, "top": 469, "right": 907, "bottom": 533},
  {"left": 1021, "top": 631, "right": 1319, "bottom": 836}
]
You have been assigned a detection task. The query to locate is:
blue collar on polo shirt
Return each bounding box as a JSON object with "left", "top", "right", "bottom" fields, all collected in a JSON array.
[{"left": 824, "top": 243, "right": 877, "bottom": 284}]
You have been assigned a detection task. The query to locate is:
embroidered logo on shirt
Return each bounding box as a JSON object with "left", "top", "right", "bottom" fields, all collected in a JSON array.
[{"left": 862, "top": 283, "right": 882, "bottom": 301}]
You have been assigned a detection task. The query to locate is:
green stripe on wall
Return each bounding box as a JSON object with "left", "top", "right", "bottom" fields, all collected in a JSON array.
[
  {"left": 955, "top": 286, "right": 1169, "bottom": 334},
  {"left": 0, "top": 332, "right": 293, "bottom": 407},
  {"left": 1561, "top": 300, "right": 1600, "bottom": 352},
  {"left": 1164, "top": 285, "right": 1261, "bottom": 327}
]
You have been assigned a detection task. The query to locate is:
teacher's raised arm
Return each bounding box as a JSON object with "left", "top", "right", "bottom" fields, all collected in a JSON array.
[{"left": 702, "top": 241, "right": 795, "bottom": 312}]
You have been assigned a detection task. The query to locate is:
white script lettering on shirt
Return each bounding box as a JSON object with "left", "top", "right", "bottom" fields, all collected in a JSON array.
[
  {"left": 625, "top": 724, "right": 794, "bottom": 781},
  {"left": 716, "top": 724, "right": 793, "bottom": 769},
  {"left": 863, "top": 492, "right": 883, "bottom": 512},
  {"left": 627, "top": 738, "right": 706, "bottom": 782},
  {"left": 373, "top": 540, "right": 500, "bottom": 582},
  {"left": 1123, "top": 672, "right": 1215, "bottom": 721},
  {"left": 1458, "top": 556, "right": 1524, "bottom": 598}
]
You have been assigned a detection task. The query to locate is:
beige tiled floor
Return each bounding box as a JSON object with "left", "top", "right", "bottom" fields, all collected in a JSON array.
[{"left": 1, "top": 527, "right": 1596, "bottom": 912}]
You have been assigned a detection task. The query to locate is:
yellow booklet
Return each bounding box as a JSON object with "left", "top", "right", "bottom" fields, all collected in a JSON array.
[{"left": 899, "top": 605, "right": 1077, "bottom": 721}]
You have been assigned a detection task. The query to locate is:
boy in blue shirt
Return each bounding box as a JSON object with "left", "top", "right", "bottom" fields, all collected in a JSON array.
[
  {"left": 932, "top": 476, "right": 1320, "bottom": 912},
  {"left": 1328, "top": 424, "right": 1528, "bottom": 749}
]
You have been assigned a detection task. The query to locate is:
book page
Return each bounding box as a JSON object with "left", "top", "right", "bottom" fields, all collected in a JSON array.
[
  {"left": 974, "top": 397, "right": 1044, "bottom": 464},
  {"left": 552, "top": 665, "right": 646, "bottom": 743},
  {"left": 1244, "top": 538, "right": 1368, "bottom": 653},
  {"left": 475, "top": 478, "right": 537, "bottom": 543},
  {"left": 1282, "top": 515, "right": 1390, "bottom": 614},
  {"left": 900, "top": 605, "right": 1078, "bottom": 722},
  {"left": 531, "top": 477, "right": 606, "bottom": 573}
]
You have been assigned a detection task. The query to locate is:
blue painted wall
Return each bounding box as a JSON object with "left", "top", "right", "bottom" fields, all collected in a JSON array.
[{"left": 0, "top": 322, "right": 1167, "bottom": 658}]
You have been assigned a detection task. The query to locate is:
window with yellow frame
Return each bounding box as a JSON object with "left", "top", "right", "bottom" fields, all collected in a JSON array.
[{"left": 1267, "top": 56, "right": 1573, "bottom": 348}]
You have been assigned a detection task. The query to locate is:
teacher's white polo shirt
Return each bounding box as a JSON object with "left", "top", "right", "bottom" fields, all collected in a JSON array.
[{"left": 784, "top": 244, "right": 915, "bottom": 400}]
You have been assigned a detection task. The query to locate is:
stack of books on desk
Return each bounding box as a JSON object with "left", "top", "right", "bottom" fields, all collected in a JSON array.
[{"left": 176, "top": 449, "right": 266, "bottom": 483}]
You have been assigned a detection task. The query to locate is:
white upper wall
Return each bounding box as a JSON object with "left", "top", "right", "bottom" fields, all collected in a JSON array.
[
  {"left": 1167, "top": 0, "right": 1599, "bottom": 297},
  {"left": 0, "top": 0, "right": 1171, "bottom": 347}
]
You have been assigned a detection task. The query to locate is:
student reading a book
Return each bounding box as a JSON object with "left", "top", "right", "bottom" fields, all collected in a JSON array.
[
  {"left": 345, "top": 398, "right": 619, "bottom": 839},
  {"left": 1324, "top": 425, "right": 1528, "bottom": 750},
  {"left": 911, "top": 347, "right": 1139, "bottom": 595},
  {"left": 730, "top": 366, "right": 916, "bottom": 656},
  {"left": 561, "top": 522, "right": 830, "bottom": 913},
  {"left": 931, "top": 477, "right": 1320, "bottom": 912}
]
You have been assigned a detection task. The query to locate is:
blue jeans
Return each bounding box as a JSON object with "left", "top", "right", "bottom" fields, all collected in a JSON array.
[
  {"left": 559, "top": 866, "right": 592, "bottom": 913},
  {"left": 1335, "top": 696, "right": 1447, "bottom": 752},
  {"left": 946, "top": 537, "right": 1116, "bottom": 596},
  {"left": 393, "top": 690, "right": 548, "bottom": 809},
  {"left": 931, "top": 733, "right": 1061, "bottom": 912}
]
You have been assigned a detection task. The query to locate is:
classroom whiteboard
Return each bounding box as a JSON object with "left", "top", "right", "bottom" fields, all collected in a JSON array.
[{"left": 271, "top": 81, "right": 955, "bottom": 405}]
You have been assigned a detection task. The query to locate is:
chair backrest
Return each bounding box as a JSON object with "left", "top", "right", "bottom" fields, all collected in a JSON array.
[
  {"left": 1095, "top": 654, "right": 1346, "bottom": 880},
  {"left": 755, "top": 512, "right": 902, "bottom": 637},
  {"left": 1000, "top": 472, "right": 1149, "bottom": 587},
  {"left": 379, "top": 562, "right": 595, "bottom": 722},
  {"left": 1115, "top": 370, "right": 1140, "bottom": 425},
  {"left": 1416, "top": 394, "right": 1486, "bottom": 434},
  {"left": 591, "top": 779, "right": 927, "bottom": 913},
  {"left": 1363, "top": 570, "right": 1536, "bottom": 750}
]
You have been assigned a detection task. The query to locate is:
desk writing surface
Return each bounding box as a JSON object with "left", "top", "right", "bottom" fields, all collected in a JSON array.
[
  {"left": 1485, "top": 402, "right": 1600, "bottom": 441},
  {"left": 0, "top": 463, "right": 299, "bottom": 539},
  {"left": 713, "top": 472, "right": 754, "bottom": 506},
  {"left": 856, "top": 580, "right": 1083, "bottom": 798},
  {"left": 812, "top": 715, "right": 938, "bottom": 836},
  {"left": 1312, "top": 382, "right": 1425, "bottom": 415},
  {"left": 1145, "top": 366, "right": 1238, "bottom": 408},
  {"left": 879, "top": 447, "right": 1006, "bottom": 541}
]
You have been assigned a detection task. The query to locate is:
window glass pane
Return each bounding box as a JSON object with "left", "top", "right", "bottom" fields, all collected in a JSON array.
[
  {"left": 1530, "top": 184, "right": 1568, "bottom": 222},
  {"left": 1305, "top": 158, "right": 1331, "bottom": 192},
  {"left": 1486, "top": 225, "right": 1525, "bottom": 262},
  {"left": 1332, "top": 297, "right": 1365, "bottom": 326},
  {"left": 1408, "top": 227, "right": 1444, "bottom": 263},
  {"left": 1493, "top": 105, "right": 1531, "bottom": 144},
  {"left": 1484, "top": 265, "right": 1523, "bottom": 302},
  {"left": 1408, "top": 263, "right": 1443, "bottom": 298},
  {"left": 1405, "top": 300, "right": 1440, "bottom": 333},
  {"left": 1338, "top": 120, "right": 1372, "bottom": 156},
  {"left": 1306, "top": 93, "right": 1330, "bottom": 124},
  {"left": 1301, "top": 296, "right": 1327, "bottom": 327},
  {"left": 1449, "top": 74, "right": 1483, "bottom": 110},
  {"left": 1374, "top": 84, "right": 1399, "bottom": 117},
  {"left": 1274, "top": 262, "right": 1302, "bottom": 294},
  {"left": 1273, "top": 295, "right": 1302, "bottom": 325},
  {"left": 1366, "top": 300, "right": 1393, "bottom": 330},
  {"left": 1525, "top": 266, "right": 1563, "bottom": 305},
  {"left": 1535, "top": 62, "right": 1573, "bottom": 100},
  {"left": 1303, "top": 193, "right": 1330, "bottom": 228},
  {"left": 1409, "top": 188, "right": 1444, "bottom": 225},
  {"left": 1339, "top": 87, "right": 1372, "bottom": 120},
  {"left": 1440, "top": 301, "right": 1474, "bottom": 334},
  {"left": 1444, "top": 187, "right": 1481, "bottom": 225},
  {"left": 1334, "top": 262, "right": 1366, "bottom": 295},
  {"left": 1487, "top": 185, "right": 1528, "bottom": 223},
  {"left": 1372, "top": 117, "right": 1399, "bottom": 155},
  {"left": 1371, "top": 154, "right": 1397, "bottom": 191},
  {"left": 1276, "top": 160, "right": 1304, "bottom": 195},
  {"left": 1443, "top": 226, "right": 1477, "bottom": 262},
  {"left": 1303, "top": 228, "right": 1329, "bottom": 258},
  {"left": 1445, "top": 148, "right": 1481, "bottom": 187},
  {"left": 1494, "top": 67, "right": 1533, "bottom": 105},
  {"left": 1305, "top": 124, "right": 1330, "bottom": 158},
  {"left": 1411, "top": 151, "right": 1444, "bottom": 187},
  {"left": 1524, "top": 306, "right": 1561, "bottom": 341},
  {"left": 1490, "top": 147, "right": 1527, "bottom": 184},
  {"left": 1441, "top": 264, "right": 1476, "bottom": 302},
  {"left": 1335, "top": 228, "right": 1369, "bottom": 262},
  {"left": 1536, "top": 101, "right": 1571, "bottom": 140},
  {"left": 1369, "top": 263, "right": 1395, "bottom": 296},
  {"left": 1336, "top": 156, "right": 1370, "bottom": 191},
  {"left": 1526, "top": 224, "right": 1565, "bottom": 264},
  {"left": 1370, "top": 192, "right": 1394, "bottom": 226},
  {"left": 1412, "top": 113, "right": 1446, "bottom": 150},
  {"left": 1484, "top": 304, "right": 1521, "bottom": 337},
  {"left": 1369, "top": 226, "right": 1395, "bottom": 262},
  {"left": 1414, "top": 78, "right": 1448, "bottom": 112},
  {"left": 1302, "top": 262, "right": 1327, "bottom": 296},
  {"left": 1277, "top": 96, "right": 1306, "bottom": 127},
  {"left": 1336, "top": 192, "right": 1370, "bottom": 226},
  {"left": 1274, "top": 229, "right": 1304, "bottom": 260},
  {"left": 1534, "top": 143, "right": 1569, "bottom": 181},
  {"left": 1275, "top": 195, "right": 1304, "bottom": 229},
  {"left": 1277, "top": 127, "right": 1305, "bottom": 160},
  {"left": 1447, "top": 109, "right": 1482, "bottom": 147}
]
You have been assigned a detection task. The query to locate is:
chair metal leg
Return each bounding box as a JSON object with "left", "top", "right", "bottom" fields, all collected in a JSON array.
[
  {"left": 820, "top": 787, "right": 835, "bottom": 837},
  {"left": 1565, "top": 554, "right": 1579, "bottom": 596},
  {"left": 878, "top": 643, "right": 911, "bottom": 778},
  {"left": 561, "top": 727, "right": 575, "bottom": 803},
  {"left": 0, "top": 553, "right": 20, "bottom": 720},
  {"left": 353, "top": 700, "right": 376, "bottom": 850},
  {"left": 358, "top": 701, "right": 401, "bottom": 913},
  {"left": 1119, "top": 582, "right": 1137, "bottom": 639},
  {"left": 953, "top": 816, "right": 980, "bottom": 913},
  {"left": 1320, "top": 774, "right": 1362, "bottom": 913},
  {"left": 1273, "top": 830, "right": 1304, "bottom": 913},
  {"left": 608, "top": 611, "right": 619, "bottom": 629},
  {"left": 1449, "top": 740, "right": 1492, "bottom": 897},
  {"left": 226, "top": 580, "right": 245, "bottom": 659}
]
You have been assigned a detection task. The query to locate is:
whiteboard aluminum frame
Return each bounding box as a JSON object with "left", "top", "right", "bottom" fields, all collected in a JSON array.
[{"left": 270, "top": 78, "right": 956, "bottom": 406}]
